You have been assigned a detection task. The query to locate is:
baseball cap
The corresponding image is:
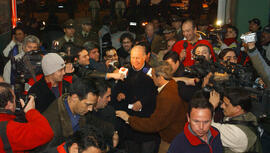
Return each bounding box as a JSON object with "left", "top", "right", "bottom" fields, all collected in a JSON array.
[{"left": 249, "top": 18, "right": 261, "bottom": 26}]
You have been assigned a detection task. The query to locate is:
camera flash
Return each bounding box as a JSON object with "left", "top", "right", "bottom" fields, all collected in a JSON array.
[{"left": 216, "top": 20, "right": 222, "bottom": 26}]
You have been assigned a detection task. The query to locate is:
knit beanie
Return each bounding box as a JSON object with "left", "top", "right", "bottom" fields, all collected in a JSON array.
[{"left": 42, "top": 53, "right": 65, "bottom": 76}]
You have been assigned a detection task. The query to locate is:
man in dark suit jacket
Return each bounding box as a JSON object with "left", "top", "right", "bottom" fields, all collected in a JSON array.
[
  {"left": 113, "top": 45, "right": 159, "bottom": 153},
  {"left": 116, "top": 61, "right": 187, "bottom": 153}
]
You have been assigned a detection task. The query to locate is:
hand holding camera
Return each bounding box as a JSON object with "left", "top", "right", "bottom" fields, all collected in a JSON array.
[
  {"left": 20, "top": 95, "right": 36, "bottom": 113},
  {"left": 240, "top": 33, "right": 257, "bottom": 43}
]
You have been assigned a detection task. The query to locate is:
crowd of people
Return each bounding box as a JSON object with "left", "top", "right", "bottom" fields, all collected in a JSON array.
[{"left": 1, "top": 1, "right": 270, "bottom": 152}]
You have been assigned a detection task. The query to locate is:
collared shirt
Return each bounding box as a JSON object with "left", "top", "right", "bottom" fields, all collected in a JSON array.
[
  {"left": 188, "top": 124, "right": 212, "bottom": 144},
  {"left": 64, "top": 35, "right": 74, "bottom": 42},
  {"left": 64, "top": 98, "right": 80, "bottom": 132},
  {"left": 132, "top": 63, "right": 145, "bottom": 72},
  {"left": 82, "top": 31, "right": 89, "bottom": 38},
  {"left": 157, "top": 82, "right": 168, "bottom": 93},
  {"left": 51, "top": 86, "right": 60, "bottom": 98}
]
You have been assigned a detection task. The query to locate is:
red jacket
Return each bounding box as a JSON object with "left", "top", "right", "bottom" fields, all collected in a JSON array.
[
  {"left": 0, "top": 109, "right": 54, "bottom": 153},
  {"left": 172, "top": 40, "right": 216, "bottom": 67},
  {"left": 56, "top": 143, "right": 67, "bottom": 153}
]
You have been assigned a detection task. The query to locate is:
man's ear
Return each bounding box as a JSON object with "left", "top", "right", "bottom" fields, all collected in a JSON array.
[
  {"left": 68, "top": 143, "right": 78, "bottom": 153},
  {"left": 187, "top": 113, "right": 190, "bottom": 122},
  {"left": 71, "top": 94, "right": 79, "bottom": 103},
  {"left": 4, "top": 101, "right": 15, "bottom": 111}
]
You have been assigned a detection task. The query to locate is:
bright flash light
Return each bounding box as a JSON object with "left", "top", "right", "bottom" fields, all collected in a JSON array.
[
  {"left": 216, "top": 20, "right": 222, "bottom": 26},
  {"left": 142, "top": 22, "right": 148, "bottom": 27}
]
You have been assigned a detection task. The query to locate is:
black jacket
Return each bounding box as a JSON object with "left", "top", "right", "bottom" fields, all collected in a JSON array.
[
  {"left": 112, "top": 63, "right": 159, "bottom": 142},
  {"left": 28, "top": 77, "right": 70, "bottom": 113}
]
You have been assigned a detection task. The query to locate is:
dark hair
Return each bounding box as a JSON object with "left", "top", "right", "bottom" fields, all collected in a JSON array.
[
  {"left": 223, "top": 87, "right": 252, "bottom": 112},
  {"left": 70, "top": 46, "right": 88, "bottom": 59},
  {"left": 95, "top": 80, "right": 112, "bottom": 98},
  {"left": 103, "top": 46, "right": 117, "bottom": 58},
  {"left": 226, "top": 25, "right": 239, "bottom": 38},
  {"left": 104, "top": 46, "right": 116, "bottom": 53},
  {"left": 182, "top": 19, "right": 197, "bottom": 30},
  {"left": 83, "top": 41, "right": 99, "bottom": 52},
  {"left": 66, "top": 125, "right": 106, "bottom": 153},
  {"left": 69, "top": 78, "right": 99, "bottom": 100},
  {"left": 193, "top": 44, "right": 211, "bottom": 55},
  {"left": 120, "top": 33, "right": 134, "bottom": 44},
  {"left": 0, "top": 83, "right": 14, "bottom": 108},
  {"left": 163, "top": 51, "right": 179, "bottom": 63},
  {"left": 188, "top": 90, "right": 214, "bottom": 117},
  {"left": 218, "top": 48, "right": 237, "bottom": 60},
  {"left": 13, "top": 26, "right": 25, "bottom": 35}
]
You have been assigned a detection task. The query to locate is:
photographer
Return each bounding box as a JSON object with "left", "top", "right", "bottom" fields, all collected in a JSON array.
[
  {"left": 0, "top": 82, "right": 54, "bottom": 152},
  {"left": 72, "top": 46, "right": 124, "bottom": 81},
  {"left": 168, "top": 44, "right": 214, "bottom": 102},
  {"left": 218, "top": 48, "right": 238, "bottom": 65},
  {"left": 3, "top": 27, "right": 26, "bottom": 58},
  {"left": 245, "top": 36, "right": 270, "bottom": 88},
  {"left": 3, "top": 35, "right": 40, "bottom": 84},
  {"left": 216, "top": 25, "right": 238, "bottom": 52},
  {"left": 209, "top": 88, "right": 262, "bottom": 153}
]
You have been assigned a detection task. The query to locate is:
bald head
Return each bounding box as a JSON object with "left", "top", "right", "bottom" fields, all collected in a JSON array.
[{"left": 130, "top": 45, "right": 146, "bottom": 71}]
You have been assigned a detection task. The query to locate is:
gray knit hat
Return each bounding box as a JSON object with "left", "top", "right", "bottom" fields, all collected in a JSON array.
[{"left": 42, "top": 53, "right": 65, "bottom": 76}]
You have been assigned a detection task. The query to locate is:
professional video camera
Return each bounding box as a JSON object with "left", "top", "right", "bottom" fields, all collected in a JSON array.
[
  {"left": 208, "top": 26, "right": 226, "bottom": 46},
  {"left": 203, "top": 64, "right": 254, "bottom": 95},
  {"left": 184, "top": 55, "right": 228, "bottom": 79},
  {"left": 11, "top": 50, "right": 43, "bottom": 110},
  {"left": 185, "top": 53, "right": 255, "bottom": 94}
]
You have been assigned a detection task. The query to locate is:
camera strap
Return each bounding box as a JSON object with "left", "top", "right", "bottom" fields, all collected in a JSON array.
[{"left": 0, "top": 121, "right": 13, "bottom": 153}]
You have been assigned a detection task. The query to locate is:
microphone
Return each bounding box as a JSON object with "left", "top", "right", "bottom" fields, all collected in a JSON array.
[
  {"left": 180, "top": 41, "right": 188, "bottom": 61},
  {"left": 183, "top": 41, "right": 188, "bottom": 50}
]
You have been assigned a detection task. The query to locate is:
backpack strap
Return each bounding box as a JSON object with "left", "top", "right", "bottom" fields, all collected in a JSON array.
[{"left": 0, "top": 121, "right": 13, "bottom": 153}]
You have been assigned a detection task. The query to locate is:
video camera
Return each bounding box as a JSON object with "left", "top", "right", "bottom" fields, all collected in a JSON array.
[
  {"left": 240, "top": 33, "right": 257, "bottom": 43},
  {"left": 185, "top": 54, "right": 255, "bottom": 94},
  {"left": 11, "top": 50, "right": 43, "bottom": 110},
  {"left": 208, "top": 27, "right": 226, "bottom": 46}
]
